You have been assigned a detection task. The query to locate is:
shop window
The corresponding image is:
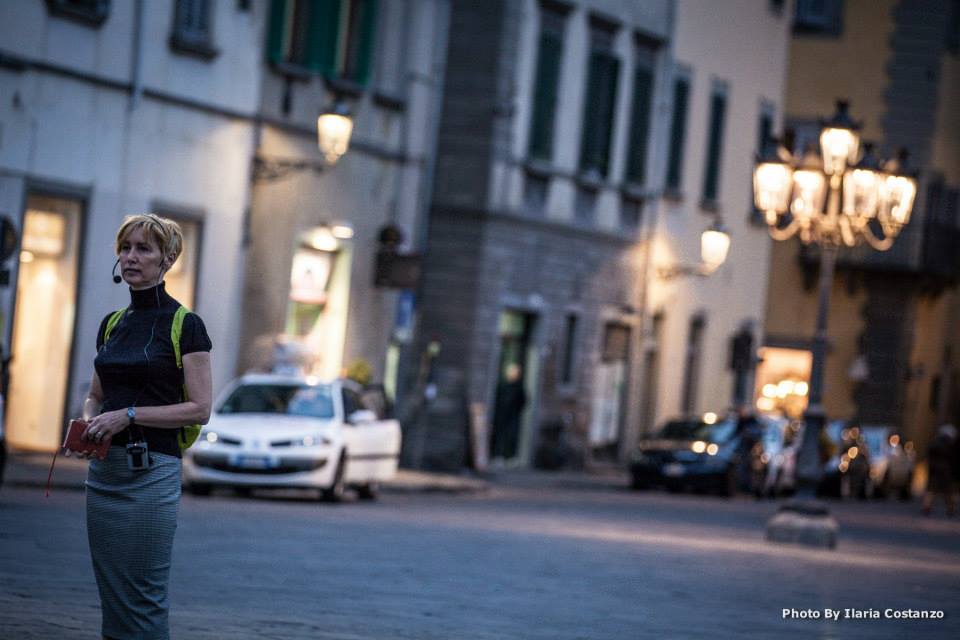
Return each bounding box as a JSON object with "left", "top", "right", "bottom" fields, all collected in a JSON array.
[
  {"left": 267, "top": 0, "right": 378, "bottom": 85},
  {"left": 162, "top": 217, "right": 202, "bottom": 309},
  {"left": 7, "top": 194, "right": 82, "bottom": 452}
]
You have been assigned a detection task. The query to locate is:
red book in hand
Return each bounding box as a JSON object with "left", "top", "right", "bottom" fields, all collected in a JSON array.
[{"left": 63, "top": 419, "right": 111, "bottom": 460}]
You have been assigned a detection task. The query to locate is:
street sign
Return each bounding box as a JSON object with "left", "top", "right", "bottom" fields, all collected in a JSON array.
[{"left": 393, "top": 290, "right": 415, "bottom": 343}]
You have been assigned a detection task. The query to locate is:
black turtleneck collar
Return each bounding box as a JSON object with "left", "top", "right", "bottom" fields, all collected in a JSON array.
[{"left": 129, "top": 281, "right": 175, "bottom": 310}]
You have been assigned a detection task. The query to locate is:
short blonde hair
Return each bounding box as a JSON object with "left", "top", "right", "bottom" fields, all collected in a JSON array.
[{"left": 115, "top": 214, "right": 183, "bottom": 266}]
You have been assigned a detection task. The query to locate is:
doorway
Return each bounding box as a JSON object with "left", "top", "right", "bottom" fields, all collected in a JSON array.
[
  {"left": 7, "top": 194, "right": 82, "bottom": 451},
  {"left": 590, "top": 322, "right": 631, "bottom": 460},
  {"left": 490, "top": 310, "right": 538, "bottom": 463}
]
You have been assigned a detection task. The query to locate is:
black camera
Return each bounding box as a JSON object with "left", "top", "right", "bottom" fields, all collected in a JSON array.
[{"left": 126, "top": 441, "right": 151, "bottom": 471}]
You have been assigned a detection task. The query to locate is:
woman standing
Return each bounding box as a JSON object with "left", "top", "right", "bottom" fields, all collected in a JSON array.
[{"left": 73, "top": 213, "right": 212, "bottom": 639}]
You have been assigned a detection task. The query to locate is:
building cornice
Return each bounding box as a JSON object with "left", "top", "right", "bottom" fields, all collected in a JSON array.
[
  {"left": 431, "top": 204, "right": 641, "bottom": 247},
  {"left": 0, "top": 49, "right": 411, "bottom": 165}
]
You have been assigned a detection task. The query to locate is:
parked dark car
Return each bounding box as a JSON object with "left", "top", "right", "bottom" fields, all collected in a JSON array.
[
  {"left": 817, "top": 420, "right": 872, "bottom": 499},
  {"left": 629, "top": 416, "right": 747, "bottom": 497}
]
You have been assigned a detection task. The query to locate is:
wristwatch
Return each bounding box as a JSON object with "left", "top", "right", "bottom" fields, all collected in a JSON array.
[{"left": 127, "top": 407, "right": 136, "bottom": 426}]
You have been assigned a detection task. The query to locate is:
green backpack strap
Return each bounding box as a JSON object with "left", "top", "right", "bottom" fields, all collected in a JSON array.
[
  {"left": 171, "top": 305, "right": 202, "bottom": 451},
  {"left": 102, "top": 307, "right": 128, "bottom": 344}
]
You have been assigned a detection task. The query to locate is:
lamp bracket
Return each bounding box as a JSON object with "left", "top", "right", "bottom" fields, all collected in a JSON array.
[
  {"left": 657, "top": 263, "right": 715, "bottom": 280},
  {"left": 252, "top": 155, "right": 326, "bottom": 183}
]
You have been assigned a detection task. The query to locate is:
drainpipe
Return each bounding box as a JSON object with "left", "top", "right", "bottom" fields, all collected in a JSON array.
[
  {"left": 129, "top": 0, "right": 145, "bottom": 110},
  {"left": 632, "top": 0, "right": 678, "bottom": 445}
]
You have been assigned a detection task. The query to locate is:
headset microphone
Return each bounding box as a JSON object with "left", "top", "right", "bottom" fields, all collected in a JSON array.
[{"left": 112, "top": 259, "right": 122, "bottom": 284}]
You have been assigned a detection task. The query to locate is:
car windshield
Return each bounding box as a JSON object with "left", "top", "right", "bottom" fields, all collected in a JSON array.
[
  {"left": 218, "top": 383, "right": 335, "bottom": 419},
  {"left": 659, "top": 419, "right": 736, "bottom": 443}
]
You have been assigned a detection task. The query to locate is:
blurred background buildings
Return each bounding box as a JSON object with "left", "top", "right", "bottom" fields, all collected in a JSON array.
[{"left": 0, "top": 0, "right": 957, "bottom": 472}]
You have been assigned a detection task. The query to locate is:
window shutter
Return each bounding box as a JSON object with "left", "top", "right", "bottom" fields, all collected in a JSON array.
[
  {"left": 625, "top": 66, "right": 653, "bottom": 184},
  {"left": 666, "top": 78, "right": 689, "bottom": 190},
  {"left": 267, "top": 0, "right": 288, "bottom": 63},
  {"left": 354, "top": 0, "right": 378, "bottom": 85},
  {"left": 580, "top": 51, "right": 619, "bottom": 177},
  {"left": 528, "top": 31, "right": 563, "bottom": 160},
  {"left": 307, "top": 0, "right": 341, "bottom": 74},
  {"left": 702, "top": 92, "right": 727, "bottom": 202}
]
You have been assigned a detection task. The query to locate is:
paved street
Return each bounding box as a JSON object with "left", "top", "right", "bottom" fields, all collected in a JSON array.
[{"left": 1, "top": 473, "right": 958, "bottom": 639}]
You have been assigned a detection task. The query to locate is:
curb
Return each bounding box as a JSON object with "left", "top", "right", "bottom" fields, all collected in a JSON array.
[{"left": 3, "top": 455, "right": 490, "bottom": 496}]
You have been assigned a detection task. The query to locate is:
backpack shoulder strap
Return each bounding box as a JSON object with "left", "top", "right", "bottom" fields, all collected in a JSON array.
[
  {"left": 103, "top": 307, "right": 128, "bottom": 344},
  {"left": 171, "top": 305, "right": 189, "bottom": 370}
]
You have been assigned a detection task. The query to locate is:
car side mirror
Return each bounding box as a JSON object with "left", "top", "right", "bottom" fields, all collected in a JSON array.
[{"left": 348, "top": 410, "right": 377, "bottom": 424}]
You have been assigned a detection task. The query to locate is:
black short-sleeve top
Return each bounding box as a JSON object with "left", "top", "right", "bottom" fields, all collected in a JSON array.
[{"left": 94, "top": 282, "right": 212, "bottom": 458}]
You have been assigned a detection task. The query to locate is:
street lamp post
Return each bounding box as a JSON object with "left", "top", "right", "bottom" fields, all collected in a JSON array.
[{"left": 754, "top": 100, "right": 916, "bottom": 548}]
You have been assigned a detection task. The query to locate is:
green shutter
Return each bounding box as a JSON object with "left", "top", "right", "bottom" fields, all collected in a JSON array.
[
  {"left": 528, "top": 31, "right": 563, "bottom": 160},
  {"left": 354, "top": 0, "right": 378, "bottom": 85},
  {"left": 666, "top": 78, "right": 689, "bottom": 190},
  {"left": 579, "top": 51, "right": 619, "bottom": 177},
  {"left": 702, "top": 91, "right": 727, "bottom": 202},
  {"left": 306, "top": 0, "right": 341, "bottom": 74},
  {"left": 267, "top": 0, "right": 288, "bottom": 64},
  {"left": 625, "top": 66, "right": 653, "bottom": 184}
]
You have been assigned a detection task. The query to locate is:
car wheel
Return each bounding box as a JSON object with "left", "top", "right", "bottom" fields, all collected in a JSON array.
[
  {"left": 234, "top": 486, "right": 253, "bottom": 498},
  {"left": 190, "top": 483, "right": 212, "bottom": 496},
  {"left": 770, "top": 470, "right": 784, "bottom": 498},
  {"left": 356, "top": 482, "right": 379, "bottom": 500},
  {"left": 899, "top": 481, "right": 913, "bottom": 501},
  {"left": 630, "top": 475, "right": 649, "bottom": 490},
  {"left": 721, "top": 467, "right": 737, "bottom": 498},
  {"left": 321, "top": 452, "right": 347, "bottom": 503}
]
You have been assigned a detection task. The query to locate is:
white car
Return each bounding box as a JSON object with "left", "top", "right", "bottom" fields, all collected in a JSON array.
[{"left": 183, "top": 374, "right": 401, "bottom": 501}]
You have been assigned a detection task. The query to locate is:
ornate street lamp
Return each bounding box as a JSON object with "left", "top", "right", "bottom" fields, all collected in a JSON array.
[
  {"left": 756, "top": 100, "right": 917, "bottom": 548},
  {"left": 253, "top": 100, "right": 354, "bottom": 182}
]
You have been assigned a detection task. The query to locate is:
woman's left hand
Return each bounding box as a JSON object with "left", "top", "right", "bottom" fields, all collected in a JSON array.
[{"left": 83, "top": 410, "right": 128, "bottom": 443}]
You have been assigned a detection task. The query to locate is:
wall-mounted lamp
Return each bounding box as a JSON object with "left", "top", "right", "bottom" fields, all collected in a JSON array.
[
  {"left": 657, "top": 219, "right": 730, "bottom": 280},
  {"left": 253, "top": 100, "right": 354, "bottom": 183}
]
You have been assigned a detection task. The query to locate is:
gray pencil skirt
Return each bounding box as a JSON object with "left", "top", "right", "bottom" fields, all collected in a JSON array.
[{"left": 86, "top": 446, "right": 181, "bottom": 640}]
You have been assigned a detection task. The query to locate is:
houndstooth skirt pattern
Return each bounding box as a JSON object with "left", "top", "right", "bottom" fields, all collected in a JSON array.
[{"left": 86, "top": 447, "right": 181, "bottom": 640}]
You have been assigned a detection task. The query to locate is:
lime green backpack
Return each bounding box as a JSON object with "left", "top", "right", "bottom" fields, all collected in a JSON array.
[{"left": 103, "top": 305, "right": 202, "bottom": 451}]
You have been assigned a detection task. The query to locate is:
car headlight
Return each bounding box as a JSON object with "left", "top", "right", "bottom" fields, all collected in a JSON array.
[
  {"left": 297, "top": 434, "right": 332, "bottom": 447},
  {"left": 203, "top": 430, "right": 219, "bottom": 444}
]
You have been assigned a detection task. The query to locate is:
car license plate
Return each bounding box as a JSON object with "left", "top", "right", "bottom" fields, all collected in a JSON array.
[
  {"left": 663, "top": 463, "right": 685, "bottom": 478},
  {"left": 236, "top": 455, "right": 272, "bottom": 470}
]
